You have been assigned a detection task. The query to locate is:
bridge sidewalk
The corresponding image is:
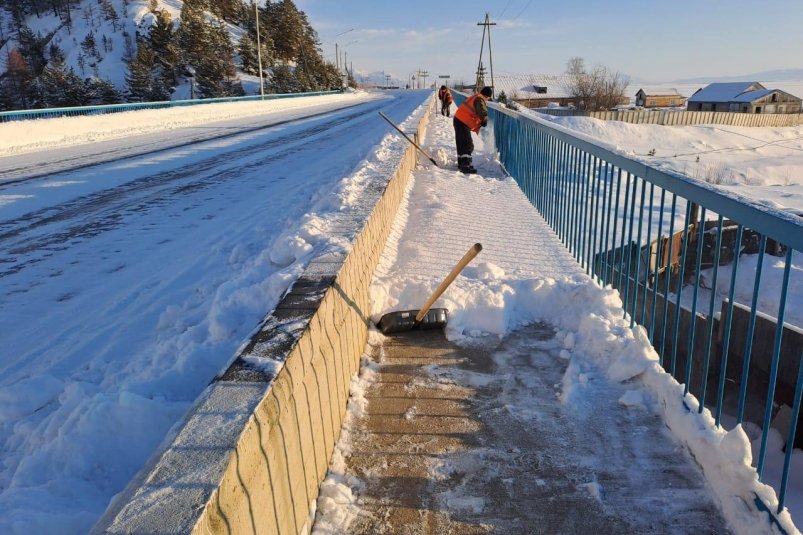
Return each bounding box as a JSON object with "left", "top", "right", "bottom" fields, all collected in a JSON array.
[
  {"left": 312, "top": 109, "right": 731, "bottom": 534},
  {"left": 339, "top": 326, "right": 728, "bottom": 535}
]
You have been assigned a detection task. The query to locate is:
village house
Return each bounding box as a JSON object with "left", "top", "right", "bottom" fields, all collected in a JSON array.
[
  {"left": 687, "top": 82, "right": 802, "bottom": 113},
  {"left": 635, "top": 88, "right": 686, "bottom": 108},
  {"left": 491, "top": 74, "right": 578, "bottom": 108}
]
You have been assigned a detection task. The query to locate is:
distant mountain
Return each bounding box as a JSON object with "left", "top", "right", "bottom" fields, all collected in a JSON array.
[
  {"left": 674, "top": 69, "right": 803, "bottom": 84},
  {"left": 353, "top": 71, "right": 407, "bottom": 88}
]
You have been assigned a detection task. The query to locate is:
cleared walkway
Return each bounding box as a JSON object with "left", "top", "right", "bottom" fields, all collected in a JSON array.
[
  {"left": 343, "top": 326, "right": 728, "bottom": 534},
  {"left": 312, "top": 107, "right": 732, "bottom": 534}
]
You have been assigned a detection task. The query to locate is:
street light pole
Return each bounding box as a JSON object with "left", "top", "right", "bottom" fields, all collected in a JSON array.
[
  {"left": 334, "top": 28, "right": 354, "bottom": 76},
  {"left": 254, "top": 0, "right": 264, "bottom": 97}
]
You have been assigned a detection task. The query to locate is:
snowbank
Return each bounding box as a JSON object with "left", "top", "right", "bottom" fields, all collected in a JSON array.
[{"left": 0, "top": 92, "right": 379, "bottom": 157}]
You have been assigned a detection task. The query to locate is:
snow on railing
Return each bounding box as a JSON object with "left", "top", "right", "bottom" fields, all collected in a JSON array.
[
  {"left": 0, "top": 90, "right": 343, "bottom": 123},
  {"left": 457, "top": 91, "right": 803, "bottom": 532}
]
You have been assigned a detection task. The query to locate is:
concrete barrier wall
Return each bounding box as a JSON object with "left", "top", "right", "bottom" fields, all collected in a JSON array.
[
  {"left": 92, "top": 96, "right": 435, "bottom": 535},
  {"left": 534, "top": 108, "right": 803, "bottom": 127}
]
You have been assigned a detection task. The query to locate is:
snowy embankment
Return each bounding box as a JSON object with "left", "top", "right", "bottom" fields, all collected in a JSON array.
[
  {"left": 0, "top": 90, "right": 429, "bottom": 534},
  {"left": 0, "top": 91, "right": 376, "bottom": 159},
  {"left": 313, "top": 108, "right": 800, "bottom": 534},
  {"left": 522, "top": 108, "right": 803, "bottom": 213},
  {"left": 514, "top": 106, "right": 803, "bottom": 328}
]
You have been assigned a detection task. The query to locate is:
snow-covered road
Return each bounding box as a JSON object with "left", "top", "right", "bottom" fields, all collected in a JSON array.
[{"left": 0, "top": 90, "right": 429, "bottom": 533}]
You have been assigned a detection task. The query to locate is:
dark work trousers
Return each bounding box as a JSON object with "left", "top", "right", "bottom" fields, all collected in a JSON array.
[
  {"left": 441, "top": 101, "right": 451, "bottom": 116},
  {"left": 453, "top": 117, "right": 473, "bottom": 157}
]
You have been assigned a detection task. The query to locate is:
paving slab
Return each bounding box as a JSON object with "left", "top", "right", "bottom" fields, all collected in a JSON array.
[{"left": 339, "top": 325, "right": 731, "bottom": 535}]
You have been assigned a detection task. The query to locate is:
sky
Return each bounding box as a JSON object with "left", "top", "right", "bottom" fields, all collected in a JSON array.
[{"left": 295, "top": 0, "right": 803, "bottom": 84}]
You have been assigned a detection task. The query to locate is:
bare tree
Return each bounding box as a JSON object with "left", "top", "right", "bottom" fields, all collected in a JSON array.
[{"left": 563, "top": 56, "right": 630, "bottom": 111}]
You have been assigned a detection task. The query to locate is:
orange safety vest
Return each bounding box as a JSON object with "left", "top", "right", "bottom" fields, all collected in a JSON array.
[
  {"left": 442, "top": 90, "right": 453, "bottom": 104},
  {"left": 454, "top": 94, "right": 487, "bottom": 133}
]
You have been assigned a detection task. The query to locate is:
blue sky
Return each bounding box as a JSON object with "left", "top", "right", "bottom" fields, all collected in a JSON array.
[{"left": 295, "top": 0, "right": 803, "bottom": 83}]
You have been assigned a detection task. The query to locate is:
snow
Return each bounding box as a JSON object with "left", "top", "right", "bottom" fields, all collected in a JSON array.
[
  {"left": 524, "top": 111, "right": 803, "bottom": 211},
  {"left": 512, "top": 107, "right": 803, "bottom": 327},
  {"left": 1, "top": 85, "right": 799, "bottom": 532},
  {"left": 0, "top": 89, "right": 430, "bottom": 533},
  {"left": 0, "top": 92, "right": 377, "bottom": 160},
  {"left": 0, "top": 0, "right": 259, "bottom": 96},
  {"left": 313, "top": 103, "right": 802, "bottom": 534},
  {"left": 0, "top": 0, "right": 147, "bottom": 89}
]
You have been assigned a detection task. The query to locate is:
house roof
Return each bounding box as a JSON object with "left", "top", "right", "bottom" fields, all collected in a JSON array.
[
  {"left": 492, "top": 74, "right": 574, "bottom": 100},
  {"left": 731, "top": 89, "right": 775, "bottom": 102},
  {"left": 687, "top": 82, "right": 766, "bottom": 103},
  {"left": 637, "top": 87, "right": 684, "bottom": 97}
]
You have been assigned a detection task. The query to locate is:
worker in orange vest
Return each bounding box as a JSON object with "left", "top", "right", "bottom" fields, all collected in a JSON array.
[
  {"left": 453, "top": 86, "right": 492, "bottom": 174},
  {"left": 438, "top": 85, "right": 454, "bottom": 116}
]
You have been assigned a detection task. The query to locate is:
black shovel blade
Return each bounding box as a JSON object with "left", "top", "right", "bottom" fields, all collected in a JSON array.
[{"left": 376, "top": 308, "right": 449, "bottom": 335}]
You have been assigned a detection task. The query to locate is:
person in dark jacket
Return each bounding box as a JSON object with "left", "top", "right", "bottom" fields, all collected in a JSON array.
[
  {"left": 438, "top": 85, "right": 454, "bottom": 116},
  {"left": 453, "top": 86, "right": 491, "bottom": 173}
]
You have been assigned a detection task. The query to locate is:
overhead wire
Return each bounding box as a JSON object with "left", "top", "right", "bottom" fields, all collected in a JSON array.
[
  {"left": 511, "top": 0, "right": 534, "bottom": 21},
  {"left": 497, "top": 0, "right": 514, "bottom": 18}
]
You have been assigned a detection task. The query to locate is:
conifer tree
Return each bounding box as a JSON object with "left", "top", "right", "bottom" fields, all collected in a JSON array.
[
  {"left": 238, "top": 32, "right": 258, "bottom": 75},
  {"left": 194, "top": 21, "right": 243, "bottom": 98},
  {"left": 36, "top": 59, "right": 89, "bottom": 108},
  {"left": 271, "top": 0, "right": 303, "bottom": 62},
  {"left": 86, "top": 77, "right": 123, "bottom": 104},
  {"left": 126, "top": 43, "right": 169, "bottom": 101},
  {"left": 1, "top": 49, "right": 33, "bottom": 109},
  {"left": 177, "top": 2, "right": 206, "bottom": 67},
  {"left": 148, "top": 9, "right": 179, "bottom": 88},
  {"left": 17, "top": 25, "right": 47, "bottom": 76}
]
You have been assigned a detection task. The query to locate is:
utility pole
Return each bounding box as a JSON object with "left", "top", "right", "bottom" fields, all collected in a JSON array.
[
  {"left": 475, "top": 62, "right": 486, "bottom": 90},
  {"left": 475, "top": 12, "right": 496, "bottom": 97},
  {"left": 416, "top": 69, "right": 429, "bottom": 89},
  {"left": 254, "top": 0, "right": 264, "bottom": 96}
]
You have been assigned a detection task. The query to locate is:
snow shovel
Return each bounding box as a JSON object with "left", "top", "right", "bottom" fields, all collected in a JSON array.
[
  {"left": 376, "top": 243, "right": 483, "bottom": 335},
  {"left": 378, "top": 112, "right": 440, "bottom": 167}
]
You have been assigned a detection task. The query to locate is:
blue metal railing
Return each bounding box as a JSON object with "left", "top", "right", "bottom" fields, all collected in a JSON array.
[
  {"left": 457, "top": 93, "right": 803, "bottom": 523},
  {"left": 0, "top": 90, "right": 343, "bottom": 123}
]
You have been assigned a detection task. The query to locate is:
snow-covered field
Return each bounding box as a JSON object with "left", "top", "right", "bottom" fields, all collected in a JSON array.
[
  {"left": 538, "top": 113, "right": 803, "bottom": 213},
  {"left": 0, "top": 90, "right": 429, "bottom": 533},
  {"left": 313, "top": 106, "right": 802, "bottom": 534},
  {"left": 514, "top": 106, "right": 803, "bottom": 329}
]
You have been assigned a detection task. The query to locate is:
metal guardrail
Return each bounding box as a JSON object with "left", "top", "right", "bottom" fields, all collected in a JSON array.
[
  {"left": 455, "top": 92, "right": 803, "bottom": 523},
  {"left": 0, "top": 90, "right": 343, "bottom": 123}
]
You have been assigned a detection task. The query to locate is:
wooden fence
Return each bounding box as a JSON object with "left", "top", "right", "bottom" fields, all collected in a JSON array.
[{"left": 534, "top": 108, "right": 803, "bottom": 127}]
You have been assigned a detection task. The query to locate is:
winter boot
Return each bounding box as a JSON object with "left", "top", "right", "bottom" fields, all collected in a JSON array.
[{"left": 458, "top": 156, "right": 477, "bottom": 174}]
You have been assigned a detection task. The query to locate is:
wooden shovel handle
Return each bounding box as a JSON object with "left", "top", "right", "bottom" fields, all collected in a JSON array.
[{"left": 415, "top": 243, "right": 483, "bottom": 322}]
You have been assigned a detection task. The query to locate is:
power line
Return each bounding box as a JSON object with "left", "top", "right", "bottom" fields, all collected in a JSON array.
[
  {"left": 511, "top": 0, "right": 534, "bottom": 21},
  {"left": 498, "top": 0, "right": 514, "bottom": 18}
]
